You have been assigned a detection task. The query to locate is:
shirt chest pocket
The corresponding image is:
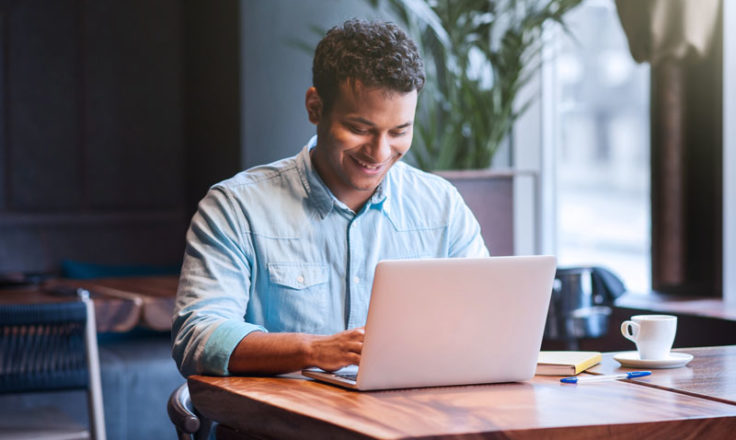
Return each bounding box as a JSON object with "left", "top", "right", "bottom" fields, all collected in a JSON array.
[
  {"left": 265, "top": 263, "right": 330, "bottom": 333},
  {"left": 268, "top": 263, "right": 328, "bottom": 289}
]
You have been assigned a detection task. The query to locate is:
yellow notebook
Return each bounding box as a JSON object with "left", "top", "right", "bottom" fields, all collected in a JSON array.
[{"left": 535, "top": 351, "right": 602, "bottom": 376}]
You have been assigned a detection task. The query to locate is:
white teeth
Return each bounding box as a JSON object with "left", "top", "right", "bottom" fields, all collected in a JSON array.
[{"left": 356, "top": 158, "right": 380, "bottom": 169}]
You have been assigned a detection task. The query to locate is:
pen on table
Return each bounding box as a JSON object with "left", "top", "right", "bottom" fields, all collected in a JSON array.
[{"left": 560, "top": 371, "right": 651, "bottom": 384}]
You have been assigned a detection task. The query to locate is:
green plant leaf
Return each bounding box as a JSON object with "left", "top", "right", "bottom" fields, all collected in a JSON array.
[{"left": 294, "top": 0, "right": 584, "bottom": 170}]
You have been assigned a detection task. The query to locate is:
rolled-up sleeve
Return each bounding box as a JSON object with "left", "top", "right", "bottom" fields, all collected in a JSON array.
[{"left": 172, "top": 187, "right": 266, "bottom": 377}]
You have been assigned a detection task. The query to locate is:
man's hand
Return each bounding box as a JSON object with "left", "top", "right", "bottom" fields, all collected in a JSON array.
[
  {"left": 305, "top": 327, "right": 364, "bottom": 371},
  {"left": 227, "top": 327, "right": 364, "bottom": 376}
]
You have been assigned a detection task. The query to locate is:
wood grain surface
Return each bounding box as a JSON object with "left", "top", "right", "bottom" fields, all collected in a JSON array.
[
  {"left": 77, "top": 276, "right": 178, "bottom": 331},
  {"left": 588, "top": 345, "right": 736, "bottom": 405},
  {"left": 189, "top": 364, "right": 736, "bottom": 440},
  {"left": 0, "top": 284, "right": 141, "bottom": 332},
  {"left": 51, "top": 276, "right": 177, "bottom": 331},
  {"left": 0, "top": 276, "right": 177, "bottom": 332}
]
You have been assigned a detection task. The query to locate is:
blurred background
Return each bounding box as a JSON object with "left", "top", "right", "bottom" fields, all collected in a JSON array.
[
  {"left": 0, "top": 0, "right": 730, "bottom": 297},
  {"left": 0, "top": 1, "right": 733, "bottom": 438}
]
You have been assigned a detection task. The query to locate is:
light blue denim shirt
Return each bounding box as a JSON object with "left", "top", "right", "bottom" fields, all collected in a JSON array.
[{"left": 172, "top": 137, "right": 489, "bottom": 377}]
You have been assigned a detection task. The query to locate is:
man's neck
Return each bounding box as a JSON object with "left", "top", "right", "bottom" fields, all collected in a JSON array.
[{"left": 309, "top": 148, "right": 374, "bottom": 212}]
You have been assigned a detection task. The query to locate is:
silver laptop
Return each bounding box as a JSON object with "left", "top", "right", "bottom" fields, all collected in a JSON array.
[{"left": 302, "top": 255, "right": 556, "bottom": 391}]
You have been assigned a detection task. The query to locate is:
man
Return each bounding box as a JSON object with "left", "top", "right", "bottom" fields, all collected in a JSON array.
[{"left": 173, "top": 19, "right": 488, "bottom": 378}]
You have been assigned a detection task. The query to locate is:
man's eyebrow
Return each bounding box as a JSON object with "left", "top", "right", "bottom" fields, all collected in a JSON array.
[
  {"left": 347, "top": 117, "right": 413, "bottom": 129},
  {"left": 346, "top": 117, "right": 376, "bottom": 126}
]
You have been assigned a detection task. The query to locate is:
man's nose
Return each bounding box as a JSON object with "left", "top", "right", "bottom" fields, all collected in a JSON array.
[{"left": 368, "top": 133, "right": 392, "bottom": 162}]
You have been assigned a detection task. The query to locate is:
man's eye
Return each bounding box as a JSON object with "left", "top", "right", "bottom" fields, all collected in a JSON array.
[
  {"left": 349, "top": 126, "right": 369, "bottom": 135},
  {"left": 390, "top": 130, "right": 407, "bottom": 137}
]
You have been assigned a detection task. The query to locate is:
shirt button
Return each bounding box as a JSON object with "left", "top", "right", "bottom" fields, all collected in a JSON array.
[
  {"left": 297, "top": 275, "right": 305, "bottom": 284},
  {"left": 353, "top": 276, "right": 360, "bottom": 284}
]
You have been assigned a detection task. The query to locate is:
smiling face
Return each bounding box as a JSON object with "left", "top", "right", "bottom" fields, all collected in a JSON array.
[{"left": 306, "top": 80, "right": 418, "bottom": 211}]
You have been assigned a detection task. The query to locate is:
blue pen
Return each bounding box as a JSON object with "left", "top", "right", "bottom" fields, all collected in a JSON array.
[{"left": 560, "top": 371, "right": 651, "bottom": 384}]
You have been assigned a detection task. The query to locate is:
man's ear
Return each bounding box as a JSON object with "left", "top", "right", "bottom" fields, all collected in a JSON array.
[{"left": 305, "top": 87, "right": 323, "bottom": 124}]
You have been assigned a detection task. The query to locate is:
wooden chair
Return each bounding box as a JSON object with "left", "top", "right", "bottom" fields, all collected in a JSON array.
[
  {"left": 0, "top": 289, "right": 106, "bottom": 440},
  {"left": 167, "top": 383, "right": 211, "bottom": 440}
]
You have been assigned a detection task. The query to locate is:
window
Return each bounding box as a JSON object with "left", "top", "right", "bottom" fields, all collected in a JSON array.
[{"left": 553, "top": 0, "right": 651, "bottom": 293}]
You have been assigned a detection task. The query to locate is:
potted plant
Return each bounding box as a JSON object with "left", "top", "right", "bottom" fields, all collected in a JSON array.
[{"left": 364, "top": 0, "right": 582, "bottom": 254}]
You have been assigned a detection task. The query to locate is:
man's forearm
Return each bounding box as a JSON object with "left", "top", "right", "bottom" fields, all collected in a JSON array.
[
  {"left": 227, "top": 327, "right": 364, "bottom": 375},
  {"left": 227, "top": 331, "right": 313, "bottom": 375}
]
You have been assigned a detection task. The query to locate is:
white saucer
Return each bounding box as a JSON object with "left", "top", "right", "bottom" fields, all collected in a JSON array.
[{"left": 613, "top": 351, "right": 693, "bottom": 369}]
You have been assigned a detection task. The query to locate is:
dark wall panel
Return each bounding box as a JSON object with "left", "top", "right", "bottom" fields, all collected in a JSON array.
[
  {"left": 182, "top": 0, "right": 242, "bottom": 215},
  {"left": 8, "top": 1, "right": 81, "bottom": 210},
  {"left": 0, "top": 226, "right": 48, "bottom": 271},
  {"left": 0, "top": 1, "right": 188, "bottom": 274},
  {"left": 0, "top": 12, "right": 6, "bottom": 209},
  {"left": 0, "top": 218, "right": 186, "bottom": 273},
  {"left": 85, "top": 0, "right": 183, "bottom": 209}
]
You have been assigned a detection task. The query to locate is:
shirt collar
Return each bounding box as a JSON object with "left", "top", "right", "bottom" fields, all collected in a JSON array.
[
  {"left": 367, "top": 169, "right": 390, "bottom": 215},
  {"left": 296, "top": 136, "right": 393, "bottom": 220},
  {"left": 296, "top": 137, "right": 334, "bottom": 219}
]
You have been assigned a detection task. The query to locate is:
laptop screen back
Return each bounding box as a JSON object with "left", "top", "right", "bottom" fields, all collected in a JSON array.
[{"left": 354, "top": 256, "right": 556, "bottom": 390}]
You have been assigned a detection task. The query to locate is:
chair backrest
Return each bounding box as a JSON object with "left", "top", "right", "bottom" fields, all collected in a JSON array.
[
  {"left": 0, "top": 289, "right": 106, "bottom": 440},
  {"left": 0, "top": 299, "right": 88, "bottom": 392}
]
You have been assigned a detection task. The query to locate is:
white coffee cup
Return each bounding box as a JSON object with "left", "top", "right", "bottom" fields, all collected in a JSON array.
[{"left": 620, "top": 315, "right": 677, "bottom": 360}]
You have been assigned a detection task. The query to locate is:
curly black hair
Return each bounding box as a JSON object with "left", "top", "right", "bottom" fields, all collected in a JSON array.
[{"left": 312, "top": 19, "right": 425, "bottom": 114}]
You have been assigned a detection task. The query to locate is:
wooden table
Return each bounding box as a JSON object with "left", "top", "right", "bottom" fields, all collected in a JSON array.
[
  {"left": 588, "top": 345, "right": 736, "bottom": 406},
  {"left": 188, "top": 345, "right": 736, "bottom": 439},
  {"left": 0, "top": 275, "right": 178, "bottom": 332}
]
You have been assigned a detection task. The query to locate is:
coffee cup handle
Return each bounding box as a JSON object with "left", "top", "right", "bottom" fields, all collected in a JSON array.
[{"left": 621, "top": 320, "right": 639, "bottom": 343}]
